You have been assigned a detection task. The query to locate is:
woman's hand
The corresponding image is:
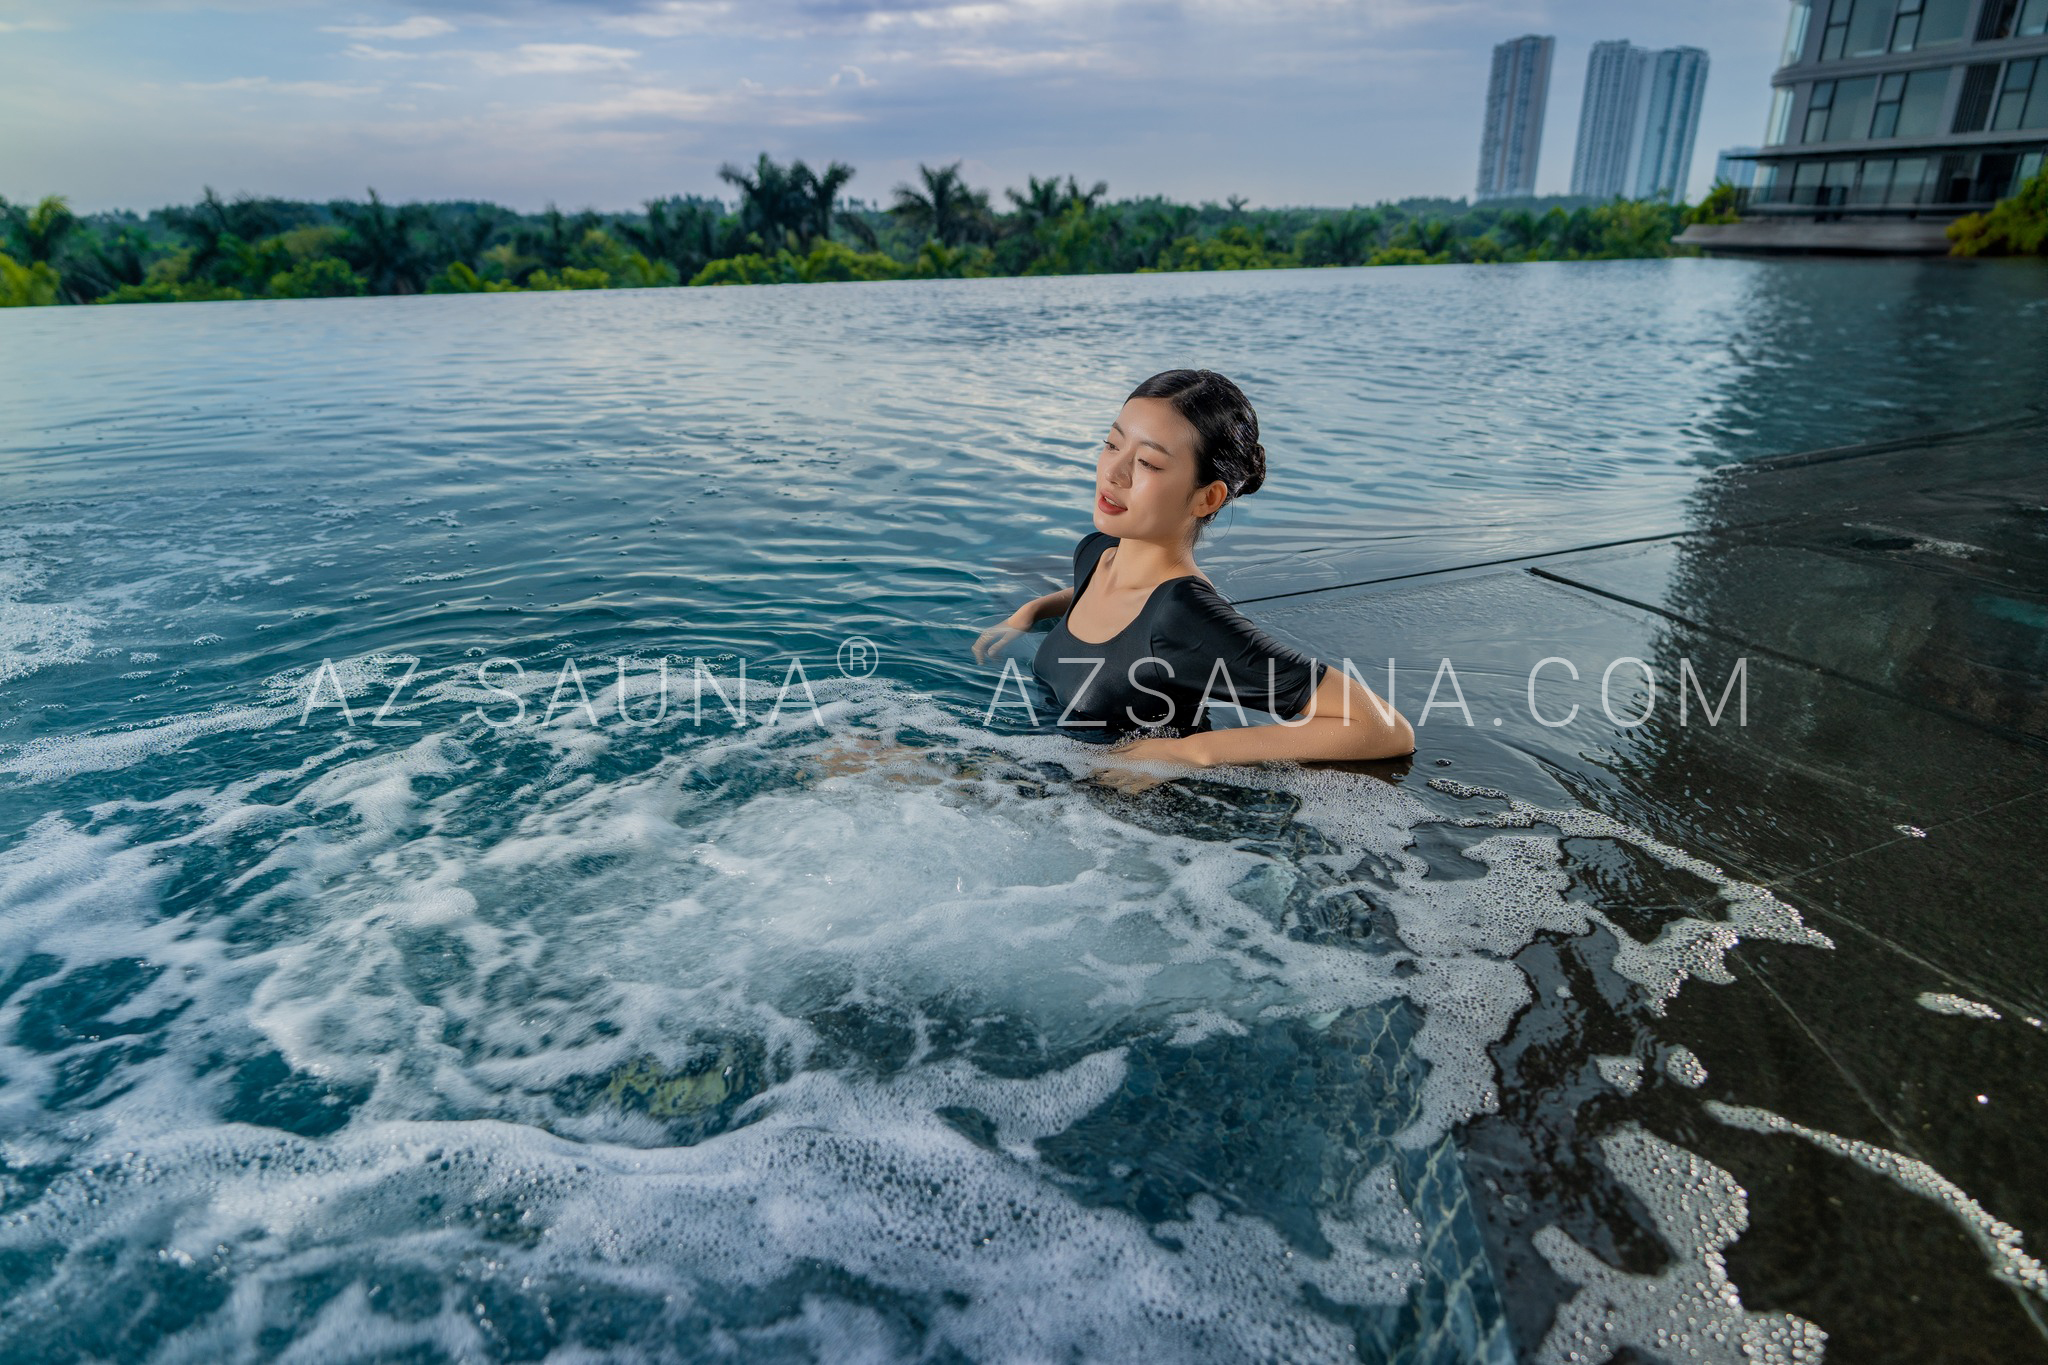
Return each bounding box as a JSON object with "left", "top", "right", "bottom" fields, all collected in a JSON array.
[
  {"left": 1088, "top": 733, "right": 1207, "bottom": 794},
  {"left": 807, "top": 735, "right": 943, "bottom": 785},
  {"left": 972, "top": 616, "right": 1029, "bottom": 664}
]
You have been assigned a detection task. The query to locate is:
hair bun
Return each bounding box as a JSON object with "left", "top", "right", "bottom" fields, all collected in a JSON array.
[{"left": 1235, "top": 442, "right": 1267, "bottom": 498}]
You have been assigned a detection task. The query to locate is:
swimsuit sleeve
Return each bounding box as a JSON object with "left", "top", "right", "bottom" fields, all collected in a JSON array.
[
  {"left": 1152, "top": 582, "right": 1330, "bottom": 722},
  {"left": 1071, "top": 530, "right": 1114, "bottom": 593}
]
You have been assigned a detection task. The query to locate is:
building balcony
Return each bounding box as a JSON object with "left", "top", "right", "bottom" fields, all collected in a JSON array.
[{"left": 1723, "top": 137, "right": 2045, "bottom": 219}]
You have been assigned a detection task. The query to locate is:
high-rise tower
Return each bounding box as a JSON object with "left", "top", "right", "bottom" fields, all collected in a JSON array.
[
  {"left": 1478, "top": 35, "right": 1556, "bottom": 199},
  {"left": 1573, "top": 40, "right": 1652, "bottom": 197},
  {"left": 1634, "top": 46, "right": 1712, "bottom": 202}
]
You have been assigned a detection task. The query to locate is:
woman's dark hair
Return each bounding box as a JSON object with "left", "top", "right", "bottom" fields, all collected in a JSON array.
[{"left": 1126, "top": 369, "right": 1266, "bottom": 544}]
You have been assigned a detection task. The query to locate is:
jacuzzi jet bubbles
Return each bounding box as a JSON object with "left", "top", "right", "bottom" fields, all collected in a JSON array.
[{"left": 0, "top": 677, "right": 1845, "bottom": 1359}]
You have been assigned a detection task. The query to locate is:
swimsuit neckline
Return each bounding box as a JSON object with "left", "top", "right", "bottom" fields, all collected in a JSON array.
[{"left": 1059, "top": 539, "right": 1210, "bottom": 647}]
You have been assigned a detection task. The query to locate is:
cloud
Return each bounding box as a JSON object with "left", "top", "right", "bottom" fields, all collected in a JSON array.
[
  {"left": 320, "top": 16, "right": 456, "bottom": 40},
  {"left": 538, "top": 81, "right": 864, "bottom": 129},
  {"left": 184, "top": 76, "right": 383, "bottom": 98},
  {"left": 830, "top": 64, "right": 876, "bottom": 88},
  {"left": 595, "top": 0, "right": 736, "bottom": 36},
  {"left": 858, "top": 3, "right": 1028, "bottom": 32},
  {"left": 476, "top": 43, "right": 640, "bottom": 75},
  {"left": 917, "top": 44, "right": 1112, "bottom": 73},
  {"left": 343, "top": 43, "right": 426, "bottom": 61}
]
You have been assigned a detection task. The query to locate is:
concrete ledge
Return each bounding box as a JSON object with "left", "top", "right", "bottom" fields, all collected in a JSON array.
[{"left": 1674, "top": 217, "right": 1957, "bottom": 255}]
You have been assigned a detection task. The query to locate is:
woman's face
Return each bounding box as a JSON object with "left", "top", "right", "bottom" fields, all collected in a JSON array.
[{"left": 1093, "top": 396, "right": 1224, "bottom": 544}]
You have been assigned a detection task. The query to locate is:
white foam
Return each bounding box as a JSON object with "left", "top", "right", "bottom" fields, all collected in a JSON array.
[
  {"left": 0, "top": 1071, "right": 1424, "bottom": 1362},
  {"left": 1707, "top": 1101, "right": 2048, "bottom": 1303},
  {"left": 1665, "top": 1045, "right": 1708, "bottom": 1088},
  {"left": 0, "top": 524, "right": 101, "bottom": 684},
  {"left": 1595, "top": 1054, "right": 1644, "bottom": 1094},
  {"left": 1535, "top": 1123, "right": 1828, "bottom": 1364},
  {"left": 0, "top": 676, "right": 1851, "bottom": 1356},
  {"left": 1916, "top": 991, "right": 2000, "bottom": 1021}
]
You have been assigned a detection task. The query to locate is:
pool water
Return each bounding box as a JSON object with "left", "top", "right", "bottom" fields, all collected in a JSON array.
[{"left": 1, "top": 259, "right": 2044, "bottom": 1362}]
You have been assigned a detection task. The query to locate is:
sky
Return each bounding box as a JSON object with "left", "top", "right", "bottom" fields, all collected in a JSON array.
[{"left": 0, "top": 0, "right": 1794, "bottom": 215}]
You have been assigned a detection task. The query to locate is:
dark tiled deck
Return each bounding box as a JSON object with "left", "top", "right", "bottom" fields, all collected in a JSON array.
[{"left": 1236, "top": 419, "right": 2048, "bottom": 1360}]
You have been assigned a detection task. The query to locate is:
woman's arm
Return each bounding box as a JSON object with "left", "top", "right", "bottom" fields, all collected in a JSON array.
[
  {"left": 1162, "top": 666, "right": 1414, "bottom": 767},
  {"left": 1007, "top": 586, "right": 1074, "bottom": 628},
  {"left": 973, "top": 586, "right": 1075, "bottom": 664}
]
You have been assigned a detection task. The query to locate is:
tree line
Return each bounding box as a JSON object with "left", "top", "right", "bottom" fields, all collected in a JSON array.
[{"left": 0, "top": 152, "right": 1925, "bottom": 308}]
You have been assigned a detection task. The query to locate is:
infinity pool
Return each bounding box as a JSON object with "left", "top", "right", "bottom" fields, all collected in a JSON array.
[{"left": 2, "top": 259, "right": 2044, "bottom": 1362}]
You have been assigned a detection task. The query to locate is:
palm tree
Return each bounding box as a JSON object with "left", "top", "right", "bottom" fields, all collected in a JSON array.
[
  {"left": 338, "top": 188, "right": 431, "bottom": 294},
  {"left": 434, "top": 206, "right": 506, "bottom": 270},
  {"left": 891, "top": 161, "right": 990, "bottom": 248},
  {"left": 1127, "top": 200, "right": 1196, "bottom": 270},
  {"left": 514, "top": 203, "right": 601, "bottom": 273},
  {"left": 1005, "top": 175, "right": 1067, "bottom": 234},
  {"left": 718, "top": 153, "right": 811, "bottom": 248},
  {"left": 0, "top": 195, "right": 77, "bottom": 266},
  {"left": 619, "top": 197, "right": 722, "bottom": 277},
  {"left": 161, "top": 188, "right": 234, "bottom": 280},
  {"left": 1398, "top": 217, "right": 1454, "bottom": 257},
  {"left": 1065, "top": 176, "right": 1109, "bottom": 212},
  {"left": 164, "top": 187, "right": 286, "bottom": 283},
  {"left": 837, "top": 212, "right": 881, "bottom": 251},
  {"left": 798, "top": 160, "right": 856, "bottom": 245},
  {"left": 1298, "top": 209, "right": 1381, "bottom": 266},
  {"left": 68, "top": 223, "right": 153, "bottom": 300}
]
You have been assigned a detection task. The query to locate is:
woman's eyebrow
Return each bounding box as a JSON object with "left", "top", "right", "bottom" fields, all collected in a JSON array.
[{"left": 1108, "top": 422, "right": 1172, "bottom": 456}]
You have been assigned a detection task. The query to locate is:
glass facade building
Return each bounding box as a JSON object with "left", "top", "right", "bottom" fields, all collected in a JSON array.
[
  {"left": 1477, "top": 35, "right": 1556, "bottom": 199},
  {"left": 1573, "top": 43, "right": 1712, "bottom": 203},
  {"left": 1717, "top": 146, "right": 1763, "bottom": 186},
  {"left": 1572, "top": 41, "right": 1652, "bottom": 198},
  {"left": 1745, "top": 0, "right": 2048, "bottom": 215},
  {"left": 1634, "top": 47, "right": 1712, "bottom": 202}
]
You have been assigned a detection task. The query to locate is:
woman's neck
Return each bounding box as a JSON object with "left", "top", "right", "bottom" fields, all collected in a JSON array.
[{"left": 1104, "top": 536, "right": 1198, "bottom": 591}]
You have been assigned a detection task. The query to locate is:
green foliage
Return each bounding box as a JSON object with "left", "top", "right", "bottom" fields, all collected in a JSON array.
[
  {"left": 0, "top": 251, "right": 62, "bottom": 306},
  {"left": 1947, "top": 165, "right": 2048, "bottom": 257},
  {"left": 912, "top": 240, "right": 992, "bottom": 279},
  {"left": 269, "top": 257, "right": 367, "bottom": 298},
  {"left": 1147, "top": 224, "right": 1298, "bottom": 272},
  {"left": 568, "top": 228, "right": 679, "bottom": 287},
  {"left": 891, "top": 161, "right": 993, "bottom": 249},
  {"left": 427, "top": 261, "right": 521, "bottom": 293},
  {"left": 719, "top": 153, "right": 854, "bottom": 249},
  {"left": 1683, "top": 181, "right": 1744, "bottom": 227},
  {"left": 617, "top": 196, "right": 725, "bottom": 280},
  {"left": 94, "top": 279, "right": 246, "bottom": 304},
  {"left": 689, "top": 254, "right": 783, "bottom": 286},
  {"left": 690, "top": 241, "right": 909, "bottom": 285},
  {"left": 1295, "top": 210, "right": 1382, "bottom": 266},
  {"left": 803, "top": 241, "right": 910, "bottom": 282},
  {"left": 336, "top": 188, "right": 431, "bottom": 293},
  {"left": 0, "top": 195, "right": 78, "bottom": 266},
  {"left": 6, "top": 165, "right": 1727, "bottom": 308},
  {"left": 527, "top": 265, "right": 611, "bottom": 290}
]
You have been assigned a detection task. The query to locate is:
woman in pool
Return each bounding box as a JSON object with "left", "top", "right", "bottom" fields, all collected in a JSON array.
[{"left": 975, "top": 369, "right": 1414, "bottom": 773}]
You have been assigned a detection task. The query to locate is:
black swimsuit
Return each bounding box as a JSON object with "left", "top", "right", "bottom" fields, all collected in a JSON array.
[{"left": 1030, "top": 530, "right": 1330, "bottom": 738}]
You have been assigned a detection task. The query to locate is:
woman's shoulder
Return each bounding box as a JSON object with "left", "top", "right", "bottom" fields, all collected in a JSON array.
[
  {"left": 1073, "top": 528, "right": 1117, "bottom": 578},
  {"left": 1163, "top": 572, "right": 1230, "bottom": 612},
  {"left": 1154, "top": 575, "right": 1296, "bottom": 649}
]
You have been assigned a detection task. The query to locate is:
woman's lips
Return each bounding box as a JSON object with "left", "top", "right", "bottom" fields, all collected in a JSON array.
[{"left": 1097, "top": 492, "right": 1126, "bottom": 515}]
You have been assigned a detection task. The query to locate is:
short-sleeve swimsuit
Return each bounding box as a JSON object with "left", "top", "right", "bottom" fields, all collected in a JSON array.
[{"left": 1030, "top": 530, "right": 1330, "bottom": 738}]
